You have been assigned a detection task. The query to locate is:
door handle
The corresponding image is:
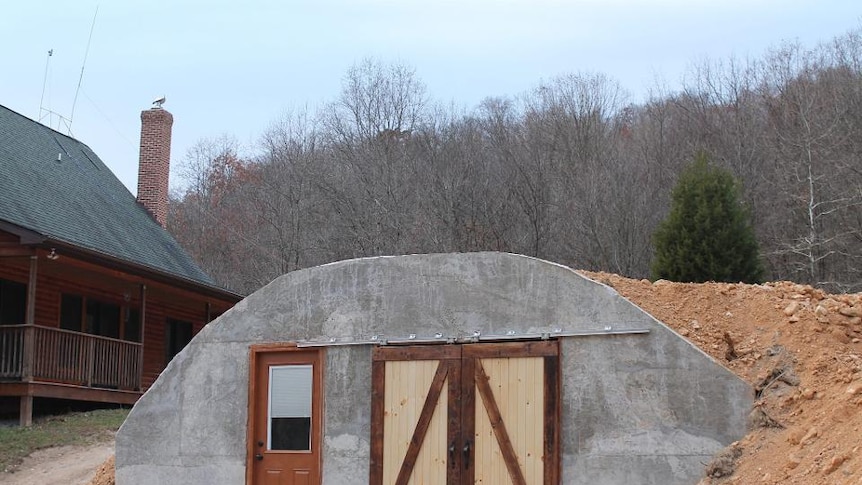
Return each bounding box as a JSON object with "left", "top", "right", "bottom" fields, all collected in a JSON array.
[
  {"left": 463, "top": 440, "right": 472, "bottom": 470},
  {"left": 255, "top": 453, "right": 263, "bottom": 461},
  {"left": 449, "top": 441, "right": 456, "bottom": 469}
]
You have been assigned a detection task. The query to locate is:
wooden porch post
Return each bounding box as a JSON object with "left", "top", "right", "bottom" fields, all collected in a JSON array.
[
  {"left": 138, "top": 284, "right": 147, "bottom": 391},
  {"left": 19, "top": 394, "right": 33, "bottom": 427},
  {"left": 20, "top": 255, "right": 38, "bottom": 426}
]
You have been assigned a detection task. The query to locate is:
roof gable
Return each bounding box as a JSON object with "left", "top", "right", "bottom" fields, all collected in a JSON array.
[{"left": 0, "top": 104, "right": 218, "bottom": 288}]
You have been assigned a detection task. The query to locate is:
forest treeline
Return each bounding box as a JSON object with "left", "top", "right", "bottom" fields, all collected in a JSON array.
[{"left": 168, "top": 27, "right": 862, "bottom": 295}]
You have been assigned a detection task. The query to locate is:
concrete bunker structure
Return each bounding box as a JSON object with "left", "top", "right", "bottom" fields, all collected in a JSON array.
[{"left": 117, "top": 252, "right": 752, "bottom": 485}]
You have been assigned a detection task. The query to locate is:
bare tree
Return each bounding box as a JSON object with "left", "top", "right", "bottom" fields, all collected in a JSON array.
[
  {"left": 252, "top": 108, "right": 328, "bottom": 276},
  {"left": 169, "top": 136, "right": 262, "bottom": 292},
  {"left": 320, "top": 58, "right": 430, "bottom": 255},
  {"left": 165, "top": 30, "right": 862, "bottom": 293},
  {"left": 759, "top": 41, "right": 862, "bottom": 290}
]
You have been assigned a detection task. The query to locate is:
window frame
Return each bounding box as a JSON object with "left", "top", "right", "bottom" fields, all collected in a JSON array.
[{"left": 59, "top": 292, "right": 141, "bottom": 342}]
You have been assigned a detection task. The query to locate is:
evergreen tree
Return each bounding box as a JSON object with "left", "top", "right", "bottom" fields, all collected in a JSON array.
[{"left": 651, "top": 154, "right": 763, "bottom": 283}]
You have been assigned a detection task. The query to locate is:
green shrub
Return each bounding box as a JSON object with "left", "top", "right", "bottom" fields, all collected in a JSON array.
[{"left": 652, "top": 154, "right": 763, "bottom": 283}]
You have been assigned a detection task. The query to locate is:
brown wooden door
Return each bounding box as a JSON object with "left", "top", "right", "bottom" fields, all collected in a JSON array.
[
  {"left": 370, "top": 341, "right": 559, "bottom": 485},
  {"left": 248, "top": 347, "right": 323, "bottom": 485}
]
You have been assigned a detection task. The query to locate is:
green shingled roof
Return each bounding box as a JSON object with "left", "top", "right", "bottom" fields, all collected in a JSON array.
[{"left": 0, "top": 104, "right": 222, "bottom": 290}]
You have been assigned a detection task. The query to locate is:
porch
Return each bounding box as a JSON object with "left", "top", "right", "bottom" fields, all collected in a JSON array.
[{"left": 0, "top": 324, "right": 142, "bottom": 425}]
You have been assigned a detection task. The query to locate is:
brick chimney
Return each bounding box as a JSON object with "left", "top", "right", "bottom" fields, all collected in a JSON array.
[{"left": 137, "top": 106, "right": 173, "bottom": 227}]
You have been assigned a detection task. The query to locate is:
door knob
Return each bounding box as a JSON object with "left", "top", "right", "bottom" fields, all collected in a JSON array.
[{"left": 255, "top": 454, "right": 263, "bottom": 461}]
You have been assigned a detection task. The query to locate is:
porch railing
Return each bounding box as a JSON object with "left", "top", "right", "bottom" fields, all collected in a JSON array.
[
  {"left": 0, "top": 325, "right": 25, "bottom": 378},
  {"left": 0, "top": 325, "right": 141, "bottom": 391}
]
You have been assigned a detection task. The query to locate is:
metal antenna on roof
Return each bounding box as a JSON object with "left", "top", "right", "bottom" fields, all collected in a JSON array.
[
  {"left": 69, "top": 5, "right": 99, "bottom": 134},
  {"left": 38, "top": 49, "right": 53, "bottom": 119},
  {"left": 38, "top": 49, "right": 72, "bottom": 133}
]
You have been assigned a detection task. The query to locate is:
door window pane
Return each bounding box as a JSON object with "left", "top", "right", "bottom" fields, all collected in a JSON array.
[
  {"left": 270, "top": 417, "right": 311, "bottom": 451},
  {"left": 268, "top": 365, "right": 312, "bottom": 451}
]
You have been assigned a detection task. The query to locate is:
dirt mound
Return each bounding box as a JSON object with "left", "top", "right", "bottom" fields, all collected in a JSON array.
[
  {"left": 581, "top": 271, "right": 862, "bottom": 485},
  {"left": 87, "top": 455, "right": 114, "bottom": 485}
]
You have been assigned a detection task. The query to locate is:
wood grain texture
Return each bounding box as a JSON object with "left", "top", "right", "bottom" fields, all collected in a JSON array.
[
  {"left": 394, "top": 361, "right": 449, "bottom": 485},
  {"left": 474, "top": 359, "right": 527, "bottom": 485},
  {"left": 382, "top": 360, "right": 445, "bottom": 485},
  {"left": 369, "top": 359, "right": 386, "bottom": 485},
  {"left": 370, "top": 342, "right": 560, "bottom": 484},
  {"left": 460, "top": 355, "right": 476, "bottom": 485},
  {"left": 544, "top": 353, "right": 560, "bottom": 485},
  {"left": 373, "top": 345, "right": 461, "bottom": 362},
  {"left": 446, "top": 360, "right": 462, "bottom": 484},
  {"left": 462, "top": 340, "right": 558, "bottom": 359}
]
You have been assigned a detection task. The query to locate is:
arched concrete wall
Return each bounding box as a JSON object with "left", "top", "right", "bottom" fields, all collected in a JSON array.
[{"left": 116, "top": 252, "right": 752, "bottom": 485}]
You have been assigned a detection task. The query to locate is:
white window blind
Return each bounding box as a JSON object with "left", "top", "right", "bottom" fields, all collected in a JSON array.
[{"left": 269, "top": 365, "right": 312, "bottom": 418}]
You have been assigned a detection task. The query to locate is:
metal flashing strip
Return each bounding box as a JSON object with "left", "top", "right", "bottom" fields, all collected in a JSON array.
[{"left": 295, "top": 328, "right": 650, "bottom": 348}]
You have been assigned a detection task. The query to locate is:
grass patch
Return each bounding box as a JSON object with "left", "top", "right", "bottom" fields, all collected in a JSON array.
[{"left": 0, "top": 408, "right": 129, "bottom": 473}]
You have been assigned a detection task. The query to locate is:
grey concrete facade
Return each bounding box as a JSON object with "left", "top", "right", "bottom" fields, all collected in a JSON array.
[{"left": 116, "top": 252, "right": 752, "bottom": 485}]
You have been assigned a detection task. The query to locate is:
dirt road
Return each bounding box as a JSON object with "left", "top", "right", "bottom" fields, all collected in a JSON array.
[{"left": 0, "top": 440, "right": 113, "bottom": 485}]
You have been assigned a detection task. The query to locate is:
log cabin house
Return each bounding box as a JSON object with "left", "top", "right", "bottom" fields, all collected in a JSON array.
[{"left": 0, "top": 103, "right": 241, "bottom": 425}]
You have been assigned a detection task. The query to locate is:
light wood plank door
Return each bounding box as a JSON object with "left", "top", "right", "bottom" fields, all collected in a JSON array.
[
  {"left": 371, "top": 345, "right": 462, "bottom": 485},
  {"left": 370, "top": 341, "right": 559, "bottom": 485},
  {"left": 462, "top": 342, "right": 559, "bottom": 485}
]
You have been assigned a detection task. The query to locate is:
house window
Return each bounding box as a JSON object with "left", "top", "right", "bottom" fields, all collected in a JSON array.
[
  {"left": 0, "top": 279, "right": 26, "bottom": 325},
  {"left": 60, "top": 294, "right": 138, "bottom": 341},
  {"left": 86, "top": 300, "right": 121, "bottom": 339},
  {"left": 60, "top": 294, "right": 83, "bottom": 331},
  {"left": 165, "top": 319, "right": 193, "bottom": 363},
  {"left": 124, "top": 308, "right": 141, "bottom": 342}
]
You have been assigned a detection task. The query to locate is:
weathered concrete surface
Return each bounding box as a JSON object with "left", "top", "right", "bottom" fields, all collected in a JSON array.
[{"left": 116, "top": 252, "right": 752, "bottom": 485}]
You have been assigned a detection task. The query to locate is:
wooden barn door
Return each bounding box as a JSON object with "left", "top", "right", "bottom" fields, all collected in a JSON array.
[
  {"left": 462, "top": 342, "right": 559, "bottom": 485},
  {"left": 370, "top": 345, "right": 463, "bottom": 485},
  {"left": 370, "top": 341, "right": 559, "bottom": 485}
]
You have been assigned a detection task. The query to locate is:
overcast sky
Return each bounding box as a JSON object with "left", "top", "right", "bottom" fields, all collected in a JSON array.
[{"left": 1, "top": 1, "right": 859, "bottom": 194}]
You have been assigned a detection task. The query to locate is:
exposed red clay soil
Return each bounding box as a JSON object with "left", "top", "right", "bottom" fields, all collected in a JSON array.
[
  {"left": 85, "top": 272, "right": 862, "bottom": 484},
  {"left": 580, "top": 271, "right": 862, "bottom": 485},
  {"left": 87, "top": 455, "right": 114, "bottom": 485}
]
